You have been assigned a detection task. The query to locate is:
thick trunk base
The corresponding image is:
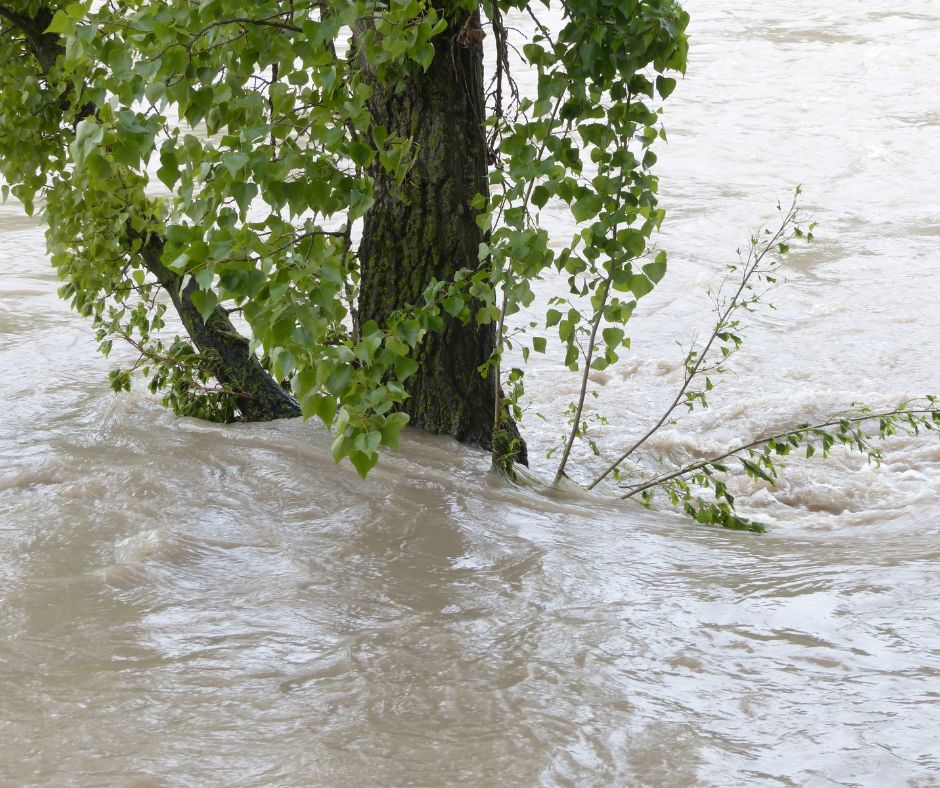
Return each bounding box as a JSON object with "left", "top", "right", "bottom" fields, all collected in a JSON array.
[{"left": 358, "top": 14, "right": 526, "bottom": 464}]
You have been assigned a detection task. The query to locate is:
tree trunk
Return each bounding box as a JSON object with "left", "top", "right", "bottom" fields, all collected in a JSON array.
[
  {"left": 139, "top": 236, "right": 301, "bottom": 421},
  {"left": 357, "top": 8, "right": 526, "bottom": 463}
]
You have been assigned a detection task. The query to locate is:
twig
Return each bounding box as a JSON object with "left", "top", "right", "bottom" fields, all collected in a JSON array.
[
  {"left": 619, "top": 405, "right": 940, "bottom": 500},
  {"left": 588, "top": 194, "right": 801, "bottom": 489}
]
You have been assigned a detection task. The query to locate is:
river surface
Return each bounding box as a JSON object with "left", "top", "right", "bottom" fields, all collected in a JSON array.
[{"left": 2, "top": 1, "right": 940, "bottom": 785}]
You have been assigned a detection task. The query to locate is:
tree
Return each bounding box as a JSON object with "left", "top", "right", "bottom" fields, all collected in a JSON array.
[
  {"left": 4, "top": 1, "right": 937, "bottom": 530},
  {"left": 0, "top": 0, "right": 689, "bottom": 475}
]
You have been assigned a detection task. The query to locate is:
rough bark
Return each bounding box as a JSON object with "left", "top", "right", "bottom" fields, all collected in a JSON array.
[
  {"left": 4, "top": 4, "right": 299, "bottom": 421},
  {"left": 0, "top": 5, "right": 58, "bottom": 72},
  {"left": 139, "top": 236, "right": 301, "bottom": 421},
  {"left": 357, "top": 9, "right": 527, "bottom": 463}
]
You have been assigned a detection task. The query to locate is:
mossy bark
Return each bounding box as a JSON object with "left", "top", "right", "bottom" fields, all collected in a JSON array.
[
  {"left": 140, "top": 236, "right": 301, "bottom": 421},
  {"left": 357, "top": 9, "right": 526, "bottom": 463}
]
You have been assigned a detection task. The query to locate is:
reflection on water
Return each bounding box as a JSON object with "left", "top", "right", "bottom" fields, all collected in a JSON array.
[{"left": 2, "top": 0, "right": 940, "bottom": 784}]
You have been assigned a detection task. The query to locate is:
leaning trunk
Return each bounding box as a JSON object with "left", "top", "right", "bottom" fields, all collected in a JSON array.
[
  {"left": 357, "top": 8, "right": 525, "bottom": 462},
  {"left": 6, "top": 5, "right": 299, "bottom": 423},
  {"left": 139, "top": 236, "right": 301, "bottom": 421}
]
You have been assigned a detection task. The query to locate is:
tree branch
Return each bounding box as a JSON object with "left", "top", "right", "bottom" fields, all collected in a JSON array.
[
  {"left": 589, "top": 194, "right": 801, "bottom": 489},
  {"left": 619, "top": 405, "right": 940, "bottom": 501}
]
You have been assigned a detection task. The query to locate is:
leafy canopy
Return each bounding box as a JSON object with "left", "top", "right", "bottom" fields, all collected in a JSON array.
[{"left": 0, "top": 0, "right": 689, "bottom": 479}]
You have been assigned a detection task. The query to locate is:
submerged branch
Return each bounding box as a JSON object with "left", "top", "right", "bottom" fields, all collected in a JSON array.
[{"left": 620, "top": 402, "right": 940, "bottom": 500}]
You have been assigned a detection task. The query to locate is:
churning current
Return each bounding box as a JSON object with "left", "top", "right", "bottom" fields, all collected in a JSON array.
[{"left": 2, "top": 0, "right": 940, "bottom": 784}]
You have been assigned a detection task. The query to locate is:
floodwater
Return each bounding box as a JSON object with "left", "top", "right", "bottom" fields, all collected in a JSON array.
[{"left": 2, "top": 1, "right": 940, "bottom": 784}]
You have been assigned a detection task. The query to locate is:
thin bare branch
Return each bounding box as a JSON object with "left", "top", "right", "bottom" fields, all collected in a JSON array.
[{"left": 589, "top": 193, "right": 801, "bottom": 490}]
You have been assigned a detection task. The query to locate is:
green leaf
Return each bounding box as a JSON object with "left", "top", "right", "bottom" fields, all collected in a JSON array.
[
  {"left": 415, "top": 43, "right": 435, "bottom": 71},
  {"left": 231, "top": 182, "right": 258, "bottom": 215},
  {"left": 349, "top": 450, "right": 378, "bottom": 479},
  {"left": 531, "top": 185, "right": 551, "bottom": 209},
  {"left": 220, "top": 151, "right": 250, "bottom": 177},
  {"left": 643, "top": 253, "right": 667, "bottom": 283},
  {"left": 347, "top": 140, "right": 374, "bottom": 168},
  {"left": 617, "top": 229, "right": 646, "bottom": 257},
  {"left": 190, "top": 289, "right": 218, "bottom": 322},
  {"left": 331, "top": 434, "right": 349, "bottom": 463},
  {"left": 571, "top": 194, "right": 603, "bottom": 222},
  {"left": 354, "top": 430, "right": 382, "bottom": 457},
  {"left": 157, "top": 165, "right": 179, "bottom": 189},
  {"left": 380, "top": 411, "right": 409, "bottom": 449},
  {"left": 741, "top": 458, "right": 775, "bottom": 484},
  {"left": 299, "top": 393, "right": 319, "bottom": 421},
  {"left": 326, "top": 364, "right": 353, "bottom": 396},
  {"left": 372, "top": 126, "right": 388, "bottom": 149},
  {"left": 348, "top": 189, "right": 374, "bottom": 221},
  {"left": 84, "top": 152, "right": 113, "bottom": 180},
  {"left": 194, "top": 267, "right": 214, "bottom": 290},
  {"left": 396, "top": 356, "right": 419, "bottom": 381},
  {"left": 44, "top": 9, "right": 71, "bottom": 34},
  {"left": 656, "top": 76, "right": 678, "bottom": 99},
  {"left": 443, "top": 294, "right": 464, "bottom": 317},
  {"left": 72, "top": 119, "right": 103, "bottom": 163},
  {"left": 602, "top": 327, "right": 624, "bottom": 347},
  {"left": 629, "top": 275, "right": 654, "bottom": 298}
]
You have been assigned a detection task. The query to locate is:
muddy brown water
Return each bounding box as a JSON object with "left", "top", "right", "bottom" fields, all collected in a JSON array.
[{"left": 2, "top": 1, "right": 940, "bottom": 784}]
